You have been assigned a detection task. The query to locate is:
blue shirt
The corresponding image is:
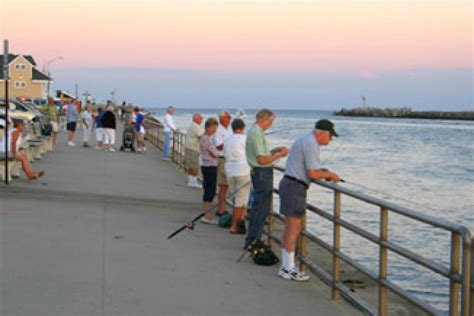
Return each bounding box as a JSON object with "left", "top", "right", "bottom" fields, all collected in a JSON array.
[
  {"left": 66, "top": 104, "right": 78, "bottom": 123},
  {"left": 95, "top": 112, "right": 105, "bottom": 128},
  {"left": 284, "top": 132, "right": 321, "bottom": 186},
  {"left": 135, "top": 113, "right": 144, "bottom": 131}
]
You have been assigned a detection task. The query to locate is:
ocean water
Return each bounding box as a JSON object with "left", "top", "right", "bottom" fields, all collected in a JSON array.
[{"left": 150, "top": 107, "right": 473, "bottom": 313}]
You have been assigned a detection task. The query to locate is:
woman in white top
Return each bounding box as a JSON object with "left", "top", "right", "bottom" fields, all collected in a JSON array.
[
  {"left": 0, "top": 120, "right": 44, "bottom": 180},
  {"left": 223, "top": 118, "right": 251, "bottom": 234}
]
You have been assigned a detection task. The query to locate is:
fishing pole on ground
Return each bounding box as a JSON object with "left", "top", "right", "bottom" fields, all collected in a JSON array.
[{"left": 167, "top": 179, "right": 253, "bottom": 240}]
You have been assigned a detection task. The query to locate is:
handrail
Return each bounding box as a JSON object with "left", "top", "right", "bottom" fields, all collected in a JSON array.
[{"left": 144, "top": 117, "right": 472, "bottom": 316}]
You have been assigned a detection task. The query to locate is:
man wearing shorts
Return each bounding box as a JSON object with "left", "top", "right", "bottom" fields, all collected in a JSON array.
[
  {"left": 213, "top": 111, "right": 232, "bottom": 216},
  {"left": 278, "top": 119, "right": 341, "bottom": 281},
  {"left": 66, "top": 100, "right": 78, "bottom": 147},
  {"left": 185, "top": 113, "right": 204, "bottom": 188}
]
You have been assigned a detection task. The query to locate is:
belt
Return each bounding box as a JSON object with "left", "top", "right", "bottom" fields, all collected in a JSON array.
[{"left": 284, "top": 175, "right": 308, "bottom": 189}]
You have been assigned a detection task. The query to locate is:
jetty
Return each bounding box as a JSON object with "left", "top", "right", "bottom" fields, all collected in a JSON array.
[
  {"left": 334, "top": 107, "right": 474, "bottom": 120},
  {"left": 1, "top": 118, "right": 472, "bottom": 316},
  {"left": 0, "top": 124, "right": 359, "bottom": 316}
]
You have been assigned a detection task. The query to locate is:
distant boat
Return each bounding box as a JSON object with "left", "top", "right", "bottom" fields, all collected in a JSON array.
[{"left": 235, "top": 109, "right": 246, "bottom": 119}]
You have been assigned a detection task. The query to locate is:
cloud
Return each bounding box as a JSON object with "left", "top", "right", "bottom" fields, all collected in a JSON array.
[{"left": 359, "top": 70, "right": 378, "bottom": 80}]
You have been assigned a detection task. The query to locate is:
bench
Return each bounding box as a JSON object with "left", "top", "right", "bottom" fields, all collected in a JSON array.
[
  {"left": 0, "top": 157, "right": 19, "bottom": 182},
  {"left": 28, "top": 140, "right": 44, "bottom": 160}
]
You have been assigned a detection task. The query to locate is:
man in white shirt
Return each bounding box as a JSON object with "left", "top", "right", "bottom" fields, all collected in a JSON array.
[
  {"left": 213, "top": 110, "right": 232, "bottom": 216},
  {"left": 223, "top": 118, "right": 250, "bottom": 234},
  {"left": 163, "top": 105, "right": 177, "bottom": 160},
  {"left": 185, "top": 113, "right": 204, "bottom": 187}
]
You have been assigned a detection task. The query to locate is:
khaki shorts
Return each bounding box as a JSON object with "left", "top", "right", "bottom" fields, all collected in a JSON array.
[
  {"left": 185, "top": 148, "right": 200, "bottom": 171},
  {"left": 228, "top": 175, "right": 251, "bottom": 208},
  {"left": 217, "top": 157, "right": 228, "bottom": 186},
  {"left": 51, "top": 122, "right": 59, "bottom": 133}
]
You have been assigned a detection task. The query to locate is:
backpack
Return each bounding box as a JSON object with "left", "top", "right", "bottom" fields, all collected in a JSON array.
[{"left": 218, "top": 213, "right": 232, "bottom": 228}]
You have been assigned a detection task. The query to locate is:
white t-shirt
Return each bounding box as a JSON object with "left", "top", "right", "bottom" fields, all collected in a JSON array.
[
  {"left": 223, "top": 134, "right": 251, "bottom": 177},
  {"left": 213, "top": 124, "right": 232, "bottom": 157},
  {"left": 163, "top": 113, "right": 176, "bottom": 132},
  {"left": 185, "top": 122, "right": 204, "bottom": 151},
  {"left": 82, "top": 111, "right": 93, "bottom": 128}
]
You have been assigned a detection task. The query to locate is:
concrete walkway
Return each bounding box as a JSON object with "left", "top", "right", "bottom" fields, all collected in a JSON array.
[{"left": 0, "top": 127, "right": 360, "bottom": 316}]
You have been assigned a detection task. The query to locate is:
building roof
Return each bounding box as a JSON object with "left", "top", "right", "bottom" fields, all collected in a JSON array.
[
  {"left": 32, "top": 68, "right": 52, "bottom": 81},
  {"left": 0, "top": 54, "right": 51, "bottom": 81}
]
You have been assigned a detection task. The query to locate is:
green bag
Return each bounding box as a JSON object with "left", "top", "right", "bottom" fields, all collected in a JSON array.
[{"left": 218, "top": 213, "right": 232, "bottom": 228}]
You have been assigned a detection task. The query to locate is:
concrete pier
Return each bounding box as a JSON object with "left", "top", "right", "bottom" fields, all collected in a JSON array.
[{"left": 0, "top": 128, "right": 360, "bottom": 316}]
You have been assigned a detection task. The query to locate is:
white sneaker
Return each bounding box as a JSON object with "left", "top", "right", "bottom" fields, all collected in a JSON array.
[
  {"left": 192, "top": 182, "right": 202, "bottom": 189},
  {"left": 108, "top": 148, "right": 116, "bottom": 152},
  {"left": 143, "top": 147, "right": 147, "bottom": 152},
  {"left": 278, "top": 267, "right": 310, "bottom": 282},
  {"left": 200, "top": 217, "right": 217, "bottom": 224},
  {"left": 68, "top": 142, "right": 76, "bottom": 147}
]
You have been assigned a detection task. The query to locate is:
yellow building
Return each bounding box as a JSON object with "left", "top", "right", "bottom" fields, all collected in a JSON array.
[{"left": 0, "top": 54, "right": 52, "bottom": 100}]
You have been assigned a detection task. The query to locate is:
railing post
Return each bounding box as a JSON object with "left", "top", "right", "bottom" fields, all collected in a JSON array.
[
  {"left": 180, "top": 133, "right": 185, "bottom": 170},
  {"left": 298, "top": 211, "right": 307, "bottom": 273},
  {"left": 172, "top": 131, "right": 176, "bottom": 163},
  {"left": 450, "top": 232, "right": 461, "bottom": 316},
  {"left": 332, "top": 191, "right": 341, "bottom": 300},
  {"left": 461, "top": 235, "right": 471, "bottom": 316},
  {"left": 379, "top": 207, "right": 389, "bottom": 316},
  {"left": 469, "top": 237, "right": 473, "bottom": 316}
]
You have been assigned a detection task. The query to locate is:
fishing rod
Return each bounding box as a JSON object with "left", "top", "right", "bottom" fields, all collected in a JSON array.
[
  {"left": 315, "top": 138, "right": 442, "bottom": 212},
  {"left": 265, "top": 126, "right": 307, "bottom": 136},
  {"left": 167, "top": 179, "right": 253, "bottom": 240}
]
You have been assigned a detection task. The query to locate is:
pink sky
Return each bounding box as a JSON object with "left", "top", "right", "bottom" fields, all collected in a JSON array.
[{"left": 0, "top": 0, "right": 472, "bottom": 70}]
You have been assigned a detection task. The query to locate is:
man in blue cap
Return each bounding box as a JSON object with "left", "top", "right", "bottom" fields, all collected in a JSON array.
[{"left": 278, "top": 119, "right": 341, "bottom": 281}]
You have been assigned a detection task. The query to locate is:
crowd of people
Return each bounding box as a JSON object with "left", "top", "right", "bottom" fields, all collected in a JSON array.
[{"left": 176, "top": 107, "right": 341, "bottom": 282}]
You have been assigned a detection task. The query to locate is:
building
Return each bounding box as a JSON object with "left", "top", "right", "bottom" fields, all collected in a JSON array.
[{"left": 0, "top": 54, "right": 52, "bottom": 100}]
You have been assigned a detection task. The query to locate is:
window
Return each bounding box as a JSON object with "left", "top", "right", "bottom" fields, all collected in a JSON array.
[
  {"left": 14, "top": 81, "right": 27, "bottom": 89},
  {"left": 14, "top": 64, "right": 27, "bottom": 71}
]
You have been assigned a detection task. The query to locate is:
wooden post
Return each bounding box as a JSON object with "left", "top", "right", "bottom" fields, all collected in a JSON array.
[
  {"left": 379, "top": 207, "right": 389, "bottom": 316},
  {"left": 298, "top": 212, "right": 307, "bottom": 273}
]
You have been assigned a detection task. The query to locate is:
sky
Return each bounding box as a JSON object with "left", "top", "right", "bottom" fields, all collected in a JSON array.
[{"left": 0, "top": 0, "right": 472, "bottom": 110}]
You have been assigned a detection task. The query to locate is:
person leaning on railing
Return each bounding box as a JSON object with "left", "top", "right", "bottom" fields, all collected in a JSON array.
[
  {"left": 244, "top": 109, "right": 289, "bottom": 251},
  {"left": 162, "top": 105, "right": 178, "bottom": 161},
  {"left": 278, "top": 119, "right": 341, "bottom": 282}
]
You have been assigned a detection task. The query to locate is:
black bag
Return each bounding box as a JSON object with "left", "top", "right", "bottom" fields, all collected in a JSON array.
[
  {"left": 251, "top": 243, "right": 279, "bottom": 266},
  {"left": 41, "top": 123, "right": 53, "bottom": 136}
]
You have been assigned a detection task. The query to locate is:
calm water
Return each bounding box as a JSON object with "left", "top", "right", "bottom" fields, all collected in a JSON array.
[{"left": 151, "top": 108, "right": 473, "bottom": 313}]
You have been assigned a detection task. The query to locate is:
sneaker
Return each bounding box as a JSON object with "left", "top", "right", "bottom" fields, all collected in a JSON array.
[
  {"left": 192, "top": 182, "right": 202, "bottom": 189},
  {"left": 278, "top": 267, "right": 310, "bottom": 282},
  {"left": 108, "top": 148, "right": 116, "bottom": 152},
  {"left": 67, "top": 142, "right": 76, "bottom": 147},
  {"left": 200, "top": 217, "right": 217, "bottom": 225}
]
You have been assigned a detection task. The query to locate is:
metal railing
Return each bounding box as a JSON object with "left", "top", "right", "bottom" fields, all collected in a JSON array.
[{"left": 144, "top": 117, "right": 472, "bottom": 316}]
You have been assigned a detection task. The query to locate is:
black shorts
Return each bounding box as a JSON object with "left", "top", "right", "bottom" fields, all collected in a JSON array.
[
  {"left": 279, "top": 177, "right": 307, "bottom": 217},
  {"left": 66, "top": 122, "right": 77, "bottom": 132}
]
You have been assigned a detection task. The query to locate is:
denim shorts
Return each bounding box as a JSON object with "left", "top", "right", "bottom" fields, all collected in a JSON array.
[{"left": 279, "top": 177, "right": 307, "bottom": 217}]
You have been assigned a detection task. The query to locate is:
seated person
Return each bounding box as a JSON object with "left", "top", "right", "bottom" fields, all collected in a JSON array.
[{"left": 0, "top": 120, "right": 44, "bottom": 181}]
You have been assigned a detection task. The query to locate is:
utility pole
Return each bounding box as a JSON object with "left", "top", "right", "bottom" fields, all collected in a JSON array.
[{"left": 3, "top": 40, "right": 10, "bottom": 184}]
